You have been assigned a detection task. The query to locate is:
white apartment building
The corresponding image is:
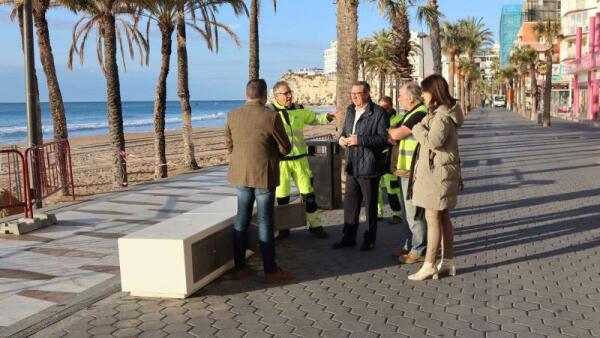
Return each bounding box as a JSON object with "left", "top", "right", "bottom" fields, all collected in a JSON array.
[
  {"left": 560, "top": 0, "right": 600, "bottom": 63},
  {"left": 323, "top": 41, "right": 337, "bottom": 75},
  {"left": 474, "top": 43, "right": 500, "bottom": 81}
]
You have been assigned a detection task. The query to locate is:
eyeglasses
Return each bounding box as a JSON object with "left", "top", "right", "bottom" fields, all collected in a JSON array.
[
  {"left": 276, "top": 91, "right": 293, "bottom": 96},
  {"left": 351, "top": 92, "right": 365, "bottom": 97}
]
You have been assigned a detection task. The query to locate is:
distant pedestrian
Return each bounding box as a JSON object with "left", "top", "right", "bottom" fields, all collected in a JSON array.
[
  {"left": 388, "top": 82, "right": 428, "bottom": 264},
  {"left": 376, "top": 96, "right": 403, "bottom": 224},
  {"left": 407, "top": 74, "right": 464, "bottom": 281},
  {"left": 225, "top": 79, "right": 293, "bottom": 283},
  {"left": 334, "top": 82, "right": 389, "bottom": 251}
]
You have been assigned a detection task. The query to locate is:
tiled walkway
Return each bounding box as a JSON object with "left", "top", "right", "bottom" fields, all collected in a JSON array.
[
  {"left": 4, "top": 108, "right": 600, "bottom": 337},
  {"left": 0, "top": 166, "right": 235, "bottom": 333}
]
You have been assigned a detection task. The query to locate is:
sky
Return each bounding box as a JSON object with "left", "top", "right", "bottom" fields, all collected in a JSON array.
[{"left": 0, "top": 0, "right": 521, "bottom": 103}]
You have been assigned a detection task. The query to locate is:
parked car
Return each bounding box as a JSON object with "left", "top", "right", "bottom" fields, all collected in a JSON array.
[{"left": 493, "top": 95, "right": 506, "bottom": 108}]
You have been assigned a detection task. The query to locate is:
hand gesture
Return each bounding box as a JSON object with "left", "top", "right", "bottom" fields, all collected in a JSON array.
[
  {"left": 347, "top": 134, "right": 359, "bottom": 146},
  {"left": 328, "top": 111, "right": 343, "bottom": 121},
  {"left": 338, "top": 136, "right": 348, "bottom": 149}
]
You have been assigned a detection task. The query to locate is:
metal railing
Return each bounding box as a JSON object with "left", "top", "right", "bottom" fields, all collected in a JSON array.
[
  {"left": 0, "top": 140, "right": 75, "bottom": 219},
  {"left": 0, "top": 148, "right": 32, "bottom": 218},
  {"left": 25, "top": 140, "right": 75, "bottom": 206}
]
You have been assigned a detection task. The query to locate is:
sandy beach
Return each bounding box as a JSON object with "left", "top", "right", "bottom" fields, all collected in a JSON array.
[{"left": 42, "top": 124, "right": 338, "bottom": 207}]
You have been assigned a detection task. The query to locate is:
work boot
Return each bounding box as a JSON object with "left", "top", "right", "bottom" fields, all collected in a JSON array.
[
  {"left": 332, "top": 236, "right": 356, "bottom": 249},
  {"left": 309, "top": 226, "right": 329, "bottom": 239},
  {"left": 263, "top": 268, "right": 293, "bottom": 283}
]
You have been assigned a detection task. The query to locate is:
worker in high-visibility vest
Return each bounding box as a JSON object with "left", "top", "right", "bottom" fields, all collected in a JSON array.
[
  {"left": 376, "top": 96, "right": 404, "bottom": 224},
  {"left": 268, "top": 81, "right": 342, "bottom": 239},
  {"left": 388, "top": 82, "right": 428, "bottom": 265}
]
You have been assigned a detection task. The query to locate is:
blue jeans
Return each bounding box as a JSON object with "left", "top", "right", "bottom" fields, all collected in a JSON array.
[
  {"left": 233, "top": 187, "right": 277, "bottom": 274},
  {"left": 400, "top": 177, "right": 427, "bottom": 256}
]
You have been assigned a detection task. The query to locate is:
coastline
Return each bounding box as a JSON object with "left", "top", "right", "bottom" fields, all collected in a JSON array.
[{"left": 42, "top": 123, "right": 337, "bottom": 207}]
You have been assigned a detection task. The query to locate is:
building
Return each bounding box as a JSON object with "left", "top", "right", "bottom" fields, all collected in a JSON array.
[
  {"left": 323, "top": 41, "right": 337, "bottom": 75},
  {"left": 564, "top": 2, "right": 600, "bottom": 121},
  {"left": 500, "top": 5, "right": 523, "bottom": 68},
  {"left": 522, "top": 0, "right": 561, "bottom": 22},
  {"left": 409, "top": 31, "right": 435, "bottom": 83},
  {"left": 560, "top": 0, "right": 600, "bottom": 64}
]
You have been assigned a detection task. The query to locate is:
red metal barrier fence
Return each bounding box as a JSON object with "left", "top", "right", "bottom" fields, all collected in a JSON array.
[
  {"left": 0, "top": 148, "right": 32, "bottom": 218},
  {"left": 0, "top": 140, "right": 74, "bottom": 219},
  {"left": 25, "top": 140, "right": 75, "bottom": 205}
]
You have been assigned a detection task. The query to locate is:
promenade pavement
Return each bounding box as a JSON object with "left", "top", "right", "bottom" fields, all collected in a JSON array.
[{"left": 4, "top": 108, "right": 600, "bottom": 337}]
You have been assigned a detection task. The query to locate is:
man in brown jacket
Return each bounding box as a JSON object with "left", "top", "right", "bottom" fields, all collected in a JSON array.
[{"left": 225, "top": 79, "right": 293, "bottom": 283}]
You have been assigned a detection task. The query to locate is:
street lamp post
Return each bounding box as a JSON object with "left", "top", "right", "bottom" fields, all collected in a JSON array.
[
  {"left": 22, "top": 0, "right": 42, "bottom": 209},
  {"left": 417, "top": 32, "right": 428, "bottom": 81}
]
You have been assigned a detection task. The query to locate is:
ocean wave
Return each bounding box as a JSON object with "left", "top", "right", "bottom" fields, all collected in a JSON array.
[{"left": 0, "top": 112, "right": 227, "bottom": 137}]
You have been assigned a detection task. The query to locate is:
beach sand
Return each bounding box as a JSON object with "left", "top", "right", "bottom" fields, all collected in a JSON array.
[{"left": 37, "top": 124, "right": 338, "bottom": 208}]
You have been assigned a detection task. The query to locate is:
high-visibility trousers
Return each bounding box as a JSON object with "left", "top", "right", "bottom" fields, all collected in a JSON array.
[
  {"left": 276, "top": 156, "right": 321, "bottom": 228},
  {"left": 377, "top": 173, "right": 402, "bottom": 218}
]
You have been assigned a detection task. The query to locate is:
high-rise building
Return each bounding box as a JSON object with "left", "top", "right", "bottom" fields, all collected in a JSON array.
[
  {"left": 500, "top": 5, "right": 523, "bottom": 68},
  {"left": 560, "top": 0, "right": 599, "bottom": 63},
  {"left": 522, "top": 0, "right": 561, "bottom": 22},
  {"left": 323, "top": 41, "right": 337, "bottom": 75}
]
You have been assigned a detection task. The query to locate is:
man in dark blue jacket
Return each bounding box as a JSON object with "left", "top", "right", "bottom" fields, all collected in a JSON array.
[{"left": 334, "top": 82, "right": 390, "bottom": 251}]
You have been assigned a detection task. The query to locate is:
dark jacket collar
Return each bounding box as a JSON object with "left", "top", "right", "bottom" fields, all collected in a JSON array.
[{"left": 349, "top": 100, "right": 375, "bottom": 117}]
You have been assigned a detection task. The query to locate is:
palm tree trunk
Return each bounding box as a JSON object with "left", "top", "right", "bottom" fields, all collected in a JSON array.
[
  {"left": 542, "top": 51, "right": 552, "bottom": 127},
  {"left": 530, "top": 65, "right": 537, "bottom": 121},
  {"left": 335, "top": 0, "right": 358, "bottom": 129},
  {"left": 33, "top": 3, "right": 69, "bottom": 194},
  {"left": 391, "top": 2, "right": 412, "bottom": 83},
  {"left": 153, "top": 25, "right": 174, "bottom": 179},
  {"left": 177, "top": 7, "right": 199, "bottom": 170},
  {"left": 249, "top": 0, "right": 259, "bottom": 80},
  {"left": 458, "top": 73, "right": 464, "bottom": 109},
  {"left": 102, "top": 13, "right": 127, "bottom": 187},
  {"left": 379, "top": 71, "right": 385, "bottom": 99},
  {"left": 521, "top": 75, "right": 526, "bottom": 116},
  {"left": 428, "top": 0, "right": 442, "bottom": 74},
  {"left": 448, "top": 53, "right": 455, "bottom": 97},
  {"left": 33, "top": 1, "right": 67, "bottom": 141}
]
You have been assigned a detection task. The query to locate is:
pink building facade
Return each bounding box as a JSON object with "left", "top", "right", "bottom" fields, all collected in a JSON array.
[{"left": 566, "top": 13, "right": 600, "bottom": 120}]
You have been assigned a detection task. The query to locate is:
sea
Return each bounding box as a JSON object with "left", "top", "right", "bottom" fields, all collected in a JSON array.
[{"left": 0, "top": 101, "right": 333, "bottom": 145}]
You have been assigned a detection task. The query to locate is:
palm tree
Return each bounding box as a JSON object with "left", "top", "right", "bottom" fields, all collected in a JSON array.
[
  {"left": 335, "top": 0, "right": 358, "bottom": 126},
  {"left": 368, "top": 29, "right": 394, "bottom": 99},
  {"left": 441, "top": 21, "right": 463, "bottom": 97},
  {"left": 510, "top": 47, "right": 527, "bottom": 116},
  {"left": 497, "top": 66, "right": 516, "bottom": 110},
  {"left": 357, "top": 38, "right": 375, "bottom": 81},
  {"left": 458, "top": 16, "right": 492, "bottom": 111},
  {"left": 416, "top": 0, "right": 443, "bottom": 74},
  {"left": 519, "top": 46, "right": 539, "bottom": 121},
  {"left": 177, "top": 1, "right": 245, "bottom": 171},
  {"left": 248, "top": 0, "right": 276, "bottom": 80},
  {"left": 374, "top": 0, "right": 414, "bottom": 84},
  {"left": 534, "top": 20, "right": 562, "bottom": 127},
  {"left": 67, "top": 0, "right": 149, "bottom": 187},
  {"left": 137, "top": 0, "right": 242, "bottom": 179}
]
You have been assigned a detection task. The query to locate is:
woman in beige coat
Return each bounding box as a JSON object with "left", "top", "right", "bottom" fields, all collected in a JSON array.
[{"left": 408, "top": 74, "right": 464, "bottom": 281}]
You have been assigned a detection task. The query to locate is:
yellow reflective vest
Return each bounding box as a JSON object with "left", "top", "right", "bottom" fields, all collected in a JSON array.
[{"left": 397, "top": 104, "right": 428, "bottom": 171}]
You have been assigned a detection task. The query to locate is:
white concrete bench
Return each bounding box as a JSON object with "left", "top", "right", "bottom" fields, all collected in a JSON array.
[{"left": 118, "top": 196, "right": 305, "bottom": 299}]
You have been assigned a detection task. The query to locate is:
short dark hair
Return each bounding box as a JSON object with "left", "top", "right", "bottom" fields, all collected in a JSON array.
[
  {"left": 272, "top": 81, "right": 289, "bottom": 94},
  {"left": 353, "top": 81, "right": 371, "bottom": 93},
  {"left": 378, "top": 96, "right": 393, "bottom": 105},
  {"left": 420, "top": 74, "right": 456, "bottom": 110},
  {"left": 246, "top": 79, "right": 268, "bottom": 99}
]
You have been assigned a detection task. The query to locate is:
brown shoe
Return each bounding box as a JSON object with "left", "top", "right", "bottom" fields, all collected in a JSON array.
[
  {"left": 233, "top": 267, "right": 252, "bottom": 280},
  {"left": 399, "top": 254, "right": 426, "bottom": 264},
  {"left": 264, "top": 268, "right": 293, "bottom": 283},
  {"left": 391, "top": 247, "right": 410, "bottom": 257}
]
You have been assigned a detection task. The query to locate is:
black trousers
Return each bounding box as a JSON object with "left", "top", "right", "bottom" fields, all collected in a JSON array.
[{"left": 343, "top": 174, "right": 381, "bottom": 243}]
